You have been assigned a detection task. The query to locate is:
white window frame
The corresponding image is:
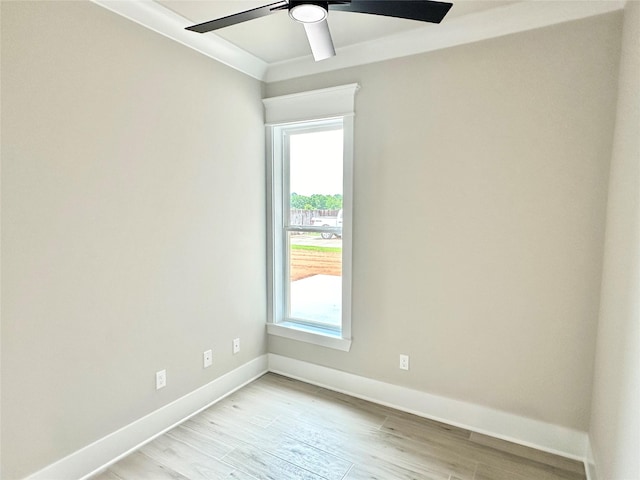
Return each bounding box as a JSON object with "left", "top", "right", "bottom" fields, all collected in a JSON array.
[{"left": 264, "top": 84, "right": 359, "bottom": 352}]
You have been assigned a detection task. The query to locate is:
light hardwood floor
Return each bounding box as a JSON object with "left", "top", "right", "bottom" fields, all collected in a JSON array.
[{"left": 92, "top": 373, "right": 586, "bottom": 480}]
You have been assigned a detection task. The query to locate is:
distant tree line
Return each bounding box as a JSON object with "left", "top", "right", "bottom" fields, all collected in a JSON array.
[{"left": 290, "top": 193, "right": 342, "bottom": 210}]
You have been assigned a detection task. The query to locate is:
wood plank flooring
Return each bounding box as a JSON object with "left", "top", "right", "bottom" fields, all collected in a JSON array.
[{"left": 92, "top": 373, "right": 586, "bottom": 480}]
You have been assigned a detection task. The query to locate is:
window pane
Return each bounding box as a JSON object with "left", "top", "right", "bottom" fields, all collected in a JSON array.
[
  {"left": 288, "top": 129, "right": 343, "bottom": 227},
  {"left": 287, "top": 127, "right": 343, "bottom": 328},
  {"left": 288, "top": 231, "right": 342, "bottom": 327}
]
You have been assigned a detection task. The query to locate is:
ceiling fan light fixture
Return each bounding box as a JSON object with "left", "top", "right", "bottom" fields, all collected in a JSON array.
[
  {"left": 185, "top": 0, "right": 453, "bottom": 62},
  {"left": 289, "top": 3, "right": 328, "bottom": 23}
]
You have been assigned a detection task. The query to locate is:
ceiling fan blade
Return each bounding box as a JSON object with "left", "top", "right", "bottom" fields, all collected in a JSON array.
[
  {"left": 185, "top": 0, "right": 288, "bottom": 33},
  {"left": 329, "top": 0, "right": 452, "bottom": 24},
  {"left": 303, "top": 19, "right": 336, "bottom": 61}
]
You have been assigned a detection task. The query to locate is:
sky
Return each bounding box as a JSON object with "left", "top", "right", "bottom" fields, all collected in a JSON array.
[{"left": 289, "top": 129, "right": 343, "bottom": 196}]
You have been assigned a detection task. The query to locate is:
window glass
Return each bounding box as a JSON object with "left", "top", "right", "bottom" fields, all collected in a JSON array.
[
  {"left": 263, "top": 83, "right": 358, "bottom": 350},
  {"left": 285, "top": 126, "right": 343, "bottom": 330}
]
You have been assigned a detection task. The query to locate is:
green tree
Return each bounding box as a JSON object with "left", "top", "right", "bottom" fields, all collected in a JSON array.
[{"left": 290, "top": 193, "right": 342, "bottom": 210}]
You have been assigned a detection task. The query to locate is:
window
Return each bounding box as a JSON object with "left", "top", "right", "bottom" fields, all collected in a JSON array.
[
  {"left": 282, "top": 121, "right": 345, "bottom": 330},
  {"left": 264, "top": 84, "right": 358, "bottom": 351}
]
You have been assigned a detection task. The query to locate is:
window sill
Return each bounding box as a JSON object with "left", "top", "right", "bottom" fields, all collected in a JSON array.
[{"left": 267, "top": 323, "right": 352, "bottom": 352}]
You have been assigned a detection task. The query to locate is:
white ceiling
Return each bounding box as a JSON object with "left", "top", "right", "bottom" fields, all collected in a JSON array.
[
  {"left": 92, "top": 0, "right": 625, "bottom": 82},
  {"left": 158, "top": 0, "right": 515, "bottom": 64}
]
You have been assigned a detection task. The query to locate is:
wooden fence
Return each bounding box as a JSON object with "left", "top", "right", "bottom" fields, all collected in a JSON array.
[{"left": 290, "top": 209, "right": 340, "bottom": 227}]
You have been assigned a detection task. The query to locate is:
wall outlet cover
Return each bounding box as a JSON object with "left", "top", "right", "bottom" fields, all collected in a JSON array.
[
  {"left": 156, "top": 369, "right": 167, "bottom": 389},
  {"left": 203, "top": 349, "right": 213, "bottom": 368},
  {"left": 399, "top": 354, "right": 410, "bottom": 371}
]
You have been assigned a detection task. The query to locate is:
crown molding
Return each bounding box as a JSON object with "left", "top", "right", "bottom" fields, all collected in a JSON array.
[
  {"left": 92, "top": 0, "right": 625, "bottom": 84},
  {"left": 265, "top": 0, "right": 626, "bottom": 82},
  {"left": 90, "top": 0, "right": 268, "bottom": 80}
]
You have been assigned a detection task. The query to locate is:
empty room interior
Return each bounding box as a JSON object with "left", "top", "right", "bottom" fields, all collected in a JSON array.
[{"left": 1, "top": 0, "right": 638, "bottom": 479}]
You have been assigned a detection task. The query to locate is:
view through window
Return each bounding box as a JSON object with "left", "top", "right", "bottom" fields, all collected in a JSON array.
[
  {"left": 286, "top": 124, "right": 343, "bottom": 330},
  {"left": 265, "top": 83, "right": 357, "bottom": 350}
]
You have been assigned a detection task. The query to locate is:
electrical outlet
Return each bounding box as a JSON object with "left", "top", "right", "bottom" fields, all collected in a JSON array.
[
  {"left": 156, "top": 369, "right": 167, "bottom": 390},
  {"left": 233, "top": 338, "right": 240, "bottom": 354},
  {"left": 399, "top": 354, "right": 410, "bottom": 371},
  {"left": 203, "top": 349, "right": 213, "bottom": 368}
]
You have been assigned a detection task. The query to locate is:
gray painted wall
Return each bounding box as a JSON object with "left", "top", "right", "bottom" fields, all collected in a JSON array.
[
  {"left": 266, "top": 13, "right": 622, "bottom": 432},
  {"left": 589, "top": 2, "right": 640, "bottom": 478},
  {"left": 1, "top": 1, "right": 635, "bottom": 478},
  {"left": 1, "top": 2, "right": 267, "bottom": 478}
]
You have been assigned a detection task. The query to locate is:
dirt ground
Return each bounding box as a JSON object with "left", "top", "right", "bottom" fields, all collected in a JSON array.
[{"left": 290, "top": 249, "right": 342, "bottom": 281}]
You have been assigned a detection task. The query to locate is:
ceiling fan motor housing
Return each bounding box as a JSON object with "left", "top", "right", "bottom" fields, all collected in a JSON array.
[{"left": 288, "top": 1, "right": 330, "bottom": 23}]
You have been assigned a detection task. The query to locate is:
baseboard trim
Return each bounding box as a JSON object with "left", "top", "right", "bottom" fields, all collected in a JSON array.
[
  {"left": 25, "top": 355, "right": 269, "bottom": 480},
  {"left": 267, "top": 353, "right": 588, "bottom": 461},
  {"left": 24, "top": 352, "right": 590, "bottom": 479},
  {"left": 584, "top": 435, "right": 598, "bottom": 480}
]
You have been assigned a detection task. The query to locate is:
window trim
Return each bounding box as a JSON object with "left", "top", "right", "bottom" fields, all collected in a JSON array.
[{"left": 264, "top": 84, "right": 358, "bottom": 351}]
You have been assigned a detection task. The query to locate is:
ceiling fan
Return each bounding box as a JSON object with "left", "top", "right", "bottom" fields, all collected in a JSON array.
[{"left": 185, "top": 0, "right": 453, "bottom": 62}]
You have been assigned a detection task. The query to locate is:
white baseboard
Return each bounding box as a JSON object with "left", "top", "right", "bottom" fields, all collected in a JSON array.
[
  {"left": 267, "top": 353, "right": 588, "bottom": 461},
  {"left": 24, "top": 352, "right": 591, "bottom": 480},
  {"left": 584, "top": 435, "right": 598, "bottom": 480},
  {"left": 25, "top": 355, "right": 269, "bottom": 480}
]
